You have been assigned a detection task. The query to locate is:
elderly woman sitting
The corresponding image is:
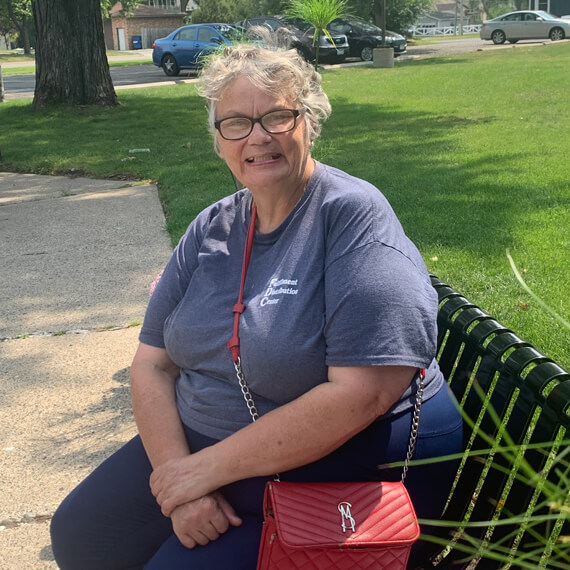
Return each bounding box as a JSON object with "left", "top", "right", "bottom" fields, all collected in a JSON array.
[{"left": 50, "top": 43, "right": 462, "bottom": 570}]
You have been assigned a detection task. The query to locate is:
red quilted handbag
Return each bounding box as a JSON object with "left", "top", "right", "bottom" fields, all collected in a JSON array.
[
  {"left": 229, "top": 205, "right": 423, "bottom": 569},
  {"left": 256, "top": 480, "right": 420, "bottom": 570}
]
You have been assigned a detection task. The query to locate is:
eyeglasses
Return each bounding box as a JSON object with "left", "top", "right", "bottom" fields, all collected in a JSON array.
[{"left": 214, "top": 109, "right": 303, "bottom": 141}]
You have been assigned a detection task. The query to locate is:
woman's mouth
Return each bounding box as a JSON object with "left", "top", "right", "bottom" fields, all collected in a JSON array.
[{"left": 245, "top": 154, "right": 281, "bottom": 163}]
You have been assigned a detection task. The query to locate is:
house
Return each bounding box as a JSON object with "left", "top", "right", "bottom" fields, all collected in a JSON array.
[
  {"left": 415, "top": 2, "right": 480, "bottom": 32},
  {"left": 529, "top": 0, "right": 570, "bottom": 16},
  {"left": 104, "top": 1, "right": 198, "bottom": 51}
]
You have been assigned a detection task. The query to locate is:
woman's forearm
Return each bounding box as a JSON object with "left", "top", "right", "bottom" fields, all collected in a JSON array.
[
  {"left": 150, "top": 365, "right": 415, "bottom": 515},
  {"left": 131, "top": 359, "right": 189, "bottom": 468},
  {"left": 206, "top": 379, "right": 379, "bottom": 484}
]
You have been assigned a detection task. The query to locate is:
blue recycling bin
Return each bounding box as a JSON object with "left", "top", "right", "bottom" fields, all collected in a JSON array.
[{"left": 132, "top": 35, "right": 142, "bottom": 49}]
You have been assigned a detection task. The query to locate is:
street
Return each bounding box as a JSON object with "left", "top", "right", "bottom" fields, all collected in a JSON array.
[{"left": 1, "top": 38, "right": 556, "bottom": 101}]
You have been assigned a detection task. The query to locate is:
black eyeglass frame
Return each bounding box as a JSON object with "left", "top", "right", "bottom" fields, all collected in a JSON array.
[{"left": 214, "top": 109, "right": 302, "bottom": 141}]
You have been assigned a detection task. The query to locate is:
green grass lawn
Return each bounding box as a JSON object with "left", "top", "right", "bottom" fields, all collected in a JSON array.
[{"left": 1, "top": 43, "right": 568, "bottom": 368}]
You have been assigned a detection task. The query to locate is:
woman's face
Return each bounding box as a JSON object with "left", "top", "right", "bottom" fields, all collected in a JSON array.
[{"left": 214, "top": 76, "right": 314, "bottom": 196}]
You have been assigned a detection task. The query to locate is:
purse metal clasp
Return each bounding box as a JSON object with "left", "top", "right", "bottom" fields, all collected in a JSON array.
[{"left": 338, "top": 501, "right": 356, "bottom": 533}]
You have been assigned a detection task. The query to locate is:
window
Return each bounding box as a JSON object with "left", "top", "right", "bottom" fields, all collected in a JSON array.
[
  {"left": 148, "top": 1, "right": 180, "bottom": 9},
  {"left": 177, "top": 28, "right": 194, "bottom": 41},
  {"left": 197, "top": 28, "right": 217, "bottom": 42}
]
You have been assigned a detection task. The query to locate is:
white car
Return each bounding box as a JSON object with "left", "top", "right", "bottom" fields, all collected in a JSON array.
[{"left": 480, "top": 10, "right": 570, "bottom": 44}]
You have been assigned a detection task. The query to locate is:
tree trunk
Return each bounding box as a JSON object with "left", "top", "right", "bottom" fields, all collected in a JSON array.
[
  {"left": 0, "top": 63, "right": 4, "bottom": 103},
  {"left": 372, "top": 0, "right": 382, "bottom": 28},
  {"left": 22, "top": 16, "right": 32, "bottom": 55},
  {"left": 32, "top": 0, "right": 118, "bottom": 108}
]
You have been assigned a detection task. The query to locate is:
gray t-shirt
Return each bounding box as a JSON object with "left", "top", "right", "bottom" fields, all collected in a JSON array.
[{"left": 140, "top": 162, "right": 443, "bottom": 440}]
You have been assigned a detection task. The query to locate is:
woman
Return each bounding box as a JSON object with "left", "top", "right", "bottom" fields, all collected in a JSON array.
[{"left": 51, "top": 44, "right": 462, "bottom": 569}]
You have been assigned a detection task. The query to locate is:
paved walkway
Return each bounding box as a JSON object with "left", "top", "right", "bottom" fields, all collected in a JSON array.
[{"left": 0, "top": 172, "right": 172, "bottom": 568}]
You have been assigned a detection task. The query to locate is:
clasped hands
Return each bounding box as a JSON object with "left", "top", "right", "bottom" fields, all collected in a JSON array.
[{"left": 150, "top": 453, "right": 242, "bottom": 548}]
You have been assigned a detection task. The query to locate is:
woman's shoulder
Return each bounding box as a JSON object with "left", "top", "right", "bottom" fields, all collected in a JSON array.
[
  {"left": 312, "top": 162, "right": 399, "bottom": 230},
  {"left": 315, "top": 162, "right": 393, "bottom": 212},
  {"left": 180, "top": 190, "right": 249, "bottom": 242},
  {"left": 194, "top": 190, "right": 248, "bottom": 226}
]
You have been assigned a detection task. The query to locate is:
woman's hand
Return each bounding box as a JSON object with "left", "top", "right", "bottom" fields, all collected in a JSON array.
[
  {"left": 150, "top": 451, "right": 218, "bottom": 517},
  {"left": 170, "top": 492, "right": 242, "bottom": 549}
]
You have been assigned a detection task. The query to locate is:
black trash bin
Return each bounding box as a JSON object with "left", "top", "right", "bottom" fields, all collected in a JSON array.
[{"left": 132, "top": 36, "right": 142, "bottom": 49}]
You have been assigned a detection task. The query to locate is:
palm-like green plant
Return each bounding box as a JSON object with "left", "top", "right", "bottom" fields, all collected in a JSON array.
[{"left": 285, "top": 0, "right": 349, "bottom": 71}]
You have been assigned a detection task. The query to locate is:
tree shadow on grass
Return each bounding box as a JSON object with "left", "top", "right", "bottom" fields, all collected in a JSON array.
[{"left": 319, "top": 98, "right": 548, "bottom": 257}]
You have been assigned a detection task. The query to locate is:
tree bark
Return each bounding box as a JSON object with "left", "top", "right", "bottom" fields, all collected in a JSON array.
[
  {"left": 22, "top": 15, "right": 31, "bottom": 54},
  {"left": 32, "top": 0, "right": 118, "bottom": 108},
  {"left": 372, "top": 0, "right": 382, "bottom": 28}
]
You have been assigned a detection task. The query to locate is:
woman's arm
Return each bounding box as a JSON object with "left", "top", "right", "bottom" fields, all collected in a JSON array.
[
  {"left": 151, "top": 364, "right": 416, "bottom": 516},
  {"left": 131, "top": 342, "right": 243, "bottom": 547},
  {"left": 130, "top": 342, "right": 189, "bottom": 467}
]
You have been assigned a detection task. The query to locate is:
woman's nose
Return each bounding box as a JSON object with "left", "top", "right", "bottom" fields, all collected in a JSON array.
[{"left": 248, "top": 121, "right": 272, "bottom": 142}]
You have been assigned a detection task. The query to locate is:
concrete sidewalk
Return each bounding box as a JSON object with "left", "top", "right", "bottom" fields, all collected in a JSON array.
[{"left": 0, "top": 172, "right": 172, "bottom": 568}]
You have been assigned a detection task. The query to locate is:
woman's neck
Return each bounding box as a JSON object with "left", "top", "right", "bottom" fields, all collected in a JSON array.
[{"left": 251, "top": 159, "right": 315, "bottom": 234}]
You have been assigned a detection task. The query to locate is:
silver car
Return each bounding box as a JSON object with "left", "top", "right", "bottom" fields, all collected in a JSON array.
[{"left": 480, "top": 10, "right": 570, "bottom": 44}]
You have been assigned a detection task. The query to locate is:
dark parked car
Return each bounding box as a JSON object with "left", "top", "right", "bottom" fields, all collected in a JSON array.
[
  {"left": 152, "top": 24, "right": 241, "bottom": 76},
  {"left": 239, "top": 15, "right": 349, "bottom": 63},
  {"left": 328, "top": 17, "right": 407, "bottom": 61}
]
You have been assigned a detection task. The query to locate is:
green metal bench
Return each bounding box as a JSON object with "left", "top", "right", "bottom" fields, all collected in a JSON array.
[{"left": 420, "top": 276, "right": 570, "bottom": 569}]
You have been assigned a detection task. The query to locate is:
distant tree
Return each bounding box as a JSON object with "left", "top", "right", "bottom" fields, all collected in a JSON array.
[
  {"left": 191, "top": 0, "right": 289, "bottom": 23},
  {"left": 0, "top": 0, "right": 33, "bottom": 54},
  {"left": 371, "top": 0, "right": 432, "bottom": 34},
  {"left": 286, "top": 0, "right": 348, "bottom": 70},
  {"left": 191, "top": 0, "right": 255, "bottom": 23},
  {"left": 101, "top": 0, "right": 142, "bottom": 17},
  {"left": 32, "top": 0, "right": 118, "bottom": 108},
  {"left": 260, "top": 0, "right": 288, "bottom": 13},
  {"left": 480, "top": 0, "right": 511, "bottom": 19},
  {"left": 0, "top": 16, "right": 14, "bottom": 48},
  {"left": 345, "top": 0, "right": 371, "bottom": 19}
]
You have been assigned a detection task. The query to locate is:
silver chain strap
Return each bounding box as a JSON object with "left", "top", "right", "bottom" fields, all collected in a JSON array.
[
  {"left": 234, "top": 357, "right": 260, "bottom": 422},
  {"left": 401, "top": 371, "right": 424, "bottom": 483},
  {"left": 234, "top": 358, "right": 424, "bottom": 484}
]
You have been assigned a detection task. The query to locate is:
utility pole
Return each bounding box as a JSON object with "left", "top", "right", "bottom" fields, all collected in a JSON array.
[{"left": 381, "top": 0, "right": 387, "bottom": 47}]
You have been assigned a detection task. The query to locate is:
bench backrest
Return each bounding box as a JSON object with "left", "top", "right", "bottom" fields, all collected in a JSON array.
[{"left": 427, "top": 276, "right": 570, "bottom": 569}]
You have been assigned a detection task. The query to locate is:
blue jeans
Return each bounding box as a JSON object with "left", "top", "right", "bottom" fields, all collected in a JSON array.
[{"left": 51, "top": 384, "right": 462, "bottom": 569}]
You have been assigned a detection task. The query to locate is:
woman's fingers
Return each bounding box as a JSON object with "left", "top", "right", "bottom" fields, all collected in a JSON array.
[
  {"left": 170, "top": 493, "right": 241, "bottom": 548},
  {"left": 215, "top": 492, "right": 243, "bottom": 527}
]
